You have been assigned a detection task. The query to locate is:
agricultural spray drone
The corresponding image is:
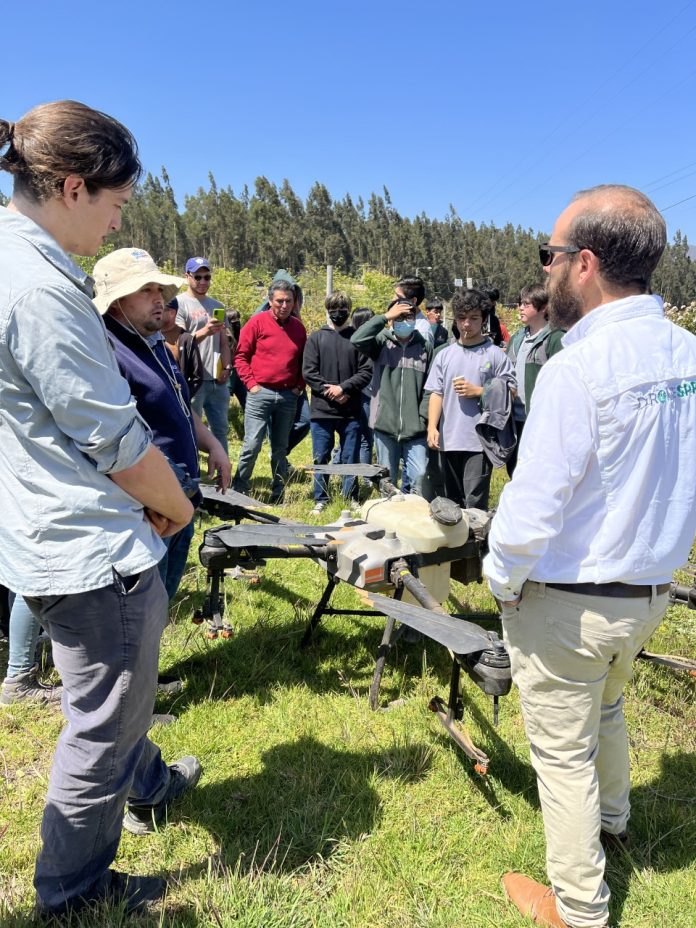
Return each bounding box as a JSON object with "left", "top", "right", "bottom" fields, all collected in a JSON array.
[
  {"left": 195, "top": 466, "right": 510, "bottom": 773},
  {"left": 194, "top": 464, "right": 696, "bottom": 771}
]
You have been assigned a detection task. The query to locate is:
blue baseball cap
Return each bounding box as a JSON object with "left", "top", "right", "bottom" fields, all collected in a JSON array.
[{"left": 185, "top": 256, "right": 211, "bottom": 274}]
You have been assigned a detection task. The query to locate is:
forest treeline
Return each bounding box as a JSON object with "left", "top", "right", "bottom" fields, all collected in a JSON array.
[{"left": 3, "top": 172, "right": 695, "bottom": 305}]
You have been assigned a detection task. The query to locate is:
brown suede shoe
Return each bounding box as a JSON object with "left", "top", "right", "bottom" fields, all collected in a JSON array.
[{"left": 502, "top": 873, "right": 569, "bottom": 927}]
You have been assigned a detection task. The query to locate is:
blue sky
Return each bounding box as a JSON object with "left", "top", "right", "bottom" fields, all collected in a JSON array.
[{"left": 3, "top": 0, "right": 696, "bottom": 243}]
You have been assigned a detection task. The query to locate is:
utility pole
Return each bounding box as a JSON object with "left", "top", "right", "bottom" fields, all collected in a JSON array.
[{"left": 326, "top": 265, "right": 334, "bottom": 297}]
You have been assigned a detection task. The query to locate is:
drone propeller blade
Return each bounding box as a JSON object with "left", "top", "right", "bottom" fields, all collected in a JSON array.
[
  {"left": 198, "top": 484, "right": 273, "bottom": 515},
  {"left": 305, "top": 463, "right": 390, "bottom": 479},
  {"left": 212, "top": 521, "right": 342, "bottom": 550},
  {"left": 366, "top": 592, "right": 493, "bottom": 655}
]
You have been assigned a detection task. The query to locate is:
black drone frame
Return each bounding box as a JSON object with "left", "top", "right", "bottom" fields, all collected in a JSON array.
[{"left": 195, "top": 473, "right": 510, "bottom": 773}]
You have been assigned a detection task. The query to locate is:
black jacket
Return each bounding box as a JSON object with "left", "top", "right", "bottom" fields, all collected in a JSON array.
[{"left": 302, "top": 325, "right": 373, "bottom": 419}]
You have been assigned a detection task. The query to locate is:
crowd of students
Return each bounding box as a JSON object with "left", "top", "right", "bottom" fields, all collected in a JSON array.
[{"left": 176, "top": 270, "right": 555, "bottom": 516}]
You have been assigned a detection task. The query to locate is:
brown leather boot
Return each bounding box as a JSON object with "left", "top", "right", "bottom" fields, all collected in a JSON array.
[{"left": 502, "top": 873, "right": 569, "bottom": 927}]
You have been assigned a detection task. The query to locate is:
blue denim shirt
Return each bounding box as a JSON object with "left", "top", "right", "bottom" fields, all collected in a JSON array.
[{"left": 0, "top": 207, "right": 165, "bottom": 595}]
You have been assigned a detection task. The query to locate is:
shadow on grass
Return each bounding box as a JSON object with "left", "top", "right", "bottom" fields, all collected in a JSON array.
[
  {"left": 606, "top": 750, "right": 696, "bottom": 925},
  {"left": 165, "top": 573, "right": 487, "bottom": 711},
  {"left": 186, "top": 735, "right": 431, "bottom": 875},
  {"left": 163, "top": 611, "right": 387, "bottom": 709}
]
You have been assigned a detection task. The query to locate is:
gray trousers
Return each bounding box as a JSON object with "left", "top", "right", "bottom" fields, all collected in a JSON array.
[{"left": 25, "top": 565, "right": 171, "bottom": 911}]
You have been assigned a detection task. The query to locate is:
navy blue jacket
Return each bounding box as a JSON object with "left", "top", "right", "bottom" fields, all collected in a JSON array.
[{"left": 104, "top": 315, "right": 200, "bottom": 499}]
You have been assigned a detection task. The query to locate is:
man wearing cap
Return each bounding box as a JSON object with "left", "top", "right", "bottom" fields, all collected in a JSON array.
[
  {"left": 484, "top": 185, "right": 696, "bottom": 928},
  {"left": 175, "top": 257, "right": 232, "bottom": 452},
  {"left": 93, "top": 248, "right": 231, "bottom": 602}
]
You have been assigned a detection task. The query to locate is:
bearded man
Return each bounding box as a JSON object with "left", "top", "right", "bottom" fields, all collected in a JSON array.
[{"left": 484, "top": 185, "right": 696, "bottom": 928}]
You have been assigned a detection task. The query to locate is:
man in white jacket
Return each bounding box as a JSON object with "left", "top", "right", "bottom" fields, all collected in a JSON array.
[{"left": 484, "top": 185, "right": 696, "bottom": 928}]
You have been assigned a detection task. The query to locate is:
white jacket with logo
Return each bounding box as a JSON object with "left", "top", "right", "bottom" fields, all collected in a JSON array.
[{"left": 484, "top": 294, "right": 696, "bottom": 601}]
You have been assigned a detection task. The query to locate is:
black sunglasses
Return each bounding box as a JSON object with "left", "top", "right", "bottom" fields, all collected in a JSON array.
[
  {"left": 539, "top": 243, "right": 582, "bottom": 267},
  {"left": 191, "top": 273, "right": 211, "bottom": 281}
]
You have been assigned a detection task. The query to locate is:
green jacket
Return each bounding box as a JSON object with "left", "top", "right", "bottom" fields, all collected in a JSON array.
[
  {"left": 351, "top": 315, "right": 433, "bottom": 441},
  {"left": 507, "top": 324, "right": 565, "bottom": 413}
]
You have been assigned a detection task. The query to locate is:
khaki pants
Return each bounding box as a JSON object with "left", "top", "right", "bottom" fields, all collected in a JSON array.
[{"left": 501, "top": 581, "right": 668, "bottom": 928}]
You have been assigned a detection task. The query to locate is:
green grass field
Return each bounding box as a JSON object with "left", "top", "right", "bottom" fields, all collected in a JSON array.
[{"left": 1, "top": 409, "right": 695, "bottom": 927}]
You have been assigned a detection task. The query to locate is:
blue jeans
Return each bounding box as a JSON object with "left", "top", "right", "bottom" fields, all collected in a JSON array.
[
  {"left": 287, "top": 390, "right": 311, "bottom": 455},
  {"left": 233, "top": 387, "right": 297, "bottom": 497},
  {"left": 158, "top": 517, "right": 196, "bottom": 601},
  {"left": 6, "top": 593, "right": 42, "bottom": 677},
  {"left": 374, "top": 431, "right": 427, "bottom": 496},
  {"left": 191, "top": 379, "right": 230, "bottom": 453},
  {"left": 25, "top": 566, "right": 171, "bottom": 912},
  {"left": 358, "top": 393, "right": 374, "bottom": 465},
  {"left": 310, "top": 418, "right": 360, "bottom": 504}
]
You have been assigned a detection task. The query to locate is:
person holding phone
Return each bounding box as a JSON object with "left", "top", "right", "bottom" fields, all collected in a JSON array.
[{"left": 175, "top": 257, "right": 231, "bottom": 452}]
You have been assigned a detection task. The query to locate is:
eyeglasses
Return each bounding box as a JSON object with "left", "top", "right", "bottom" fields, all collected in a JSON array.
[
  {"left": 191, "top": 273, "right": 211, "bottom": 281},
  {"left": 539, "top": 243, "right": 582, "bottom": 267}
]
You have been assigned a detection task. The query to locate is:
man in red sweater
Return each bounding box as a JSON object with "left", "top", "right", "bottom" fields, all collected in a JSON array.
[{"left": 232, "top": 280, "right": 307, "bottom": 501}]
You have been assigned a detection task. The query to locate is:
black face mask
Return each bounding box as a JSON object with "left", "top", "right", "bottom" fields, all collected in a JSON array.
[{"left": 328, "top": 310, "right": 349, "bottom": 326}]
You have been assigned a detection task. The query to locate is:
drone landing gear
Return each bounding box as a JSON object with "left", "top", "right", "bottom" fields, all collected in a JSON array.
[
  {"left": 192, "top": 567, "right": 233, "bottom": 640},
  {"left": 638, "top": 649, "right": 696, "bottom": 676},
  {"left": 429, "top": 658, "right": 490, "bottom": 774},
  {"left": 299, "top": 575, "right": 406, "bottom": 708},
  {"left": 299, "top": 576, "right": 388, "bottom": 650},
  {"left": 368, "top": 589, "right": 405, "bottom": 710}
]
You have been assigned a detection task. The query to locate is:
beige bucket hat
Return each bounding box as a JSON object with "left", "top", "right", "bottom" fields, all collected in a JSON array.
[{"left": 92, "top": 248, "right": 184, "bottom": 314}]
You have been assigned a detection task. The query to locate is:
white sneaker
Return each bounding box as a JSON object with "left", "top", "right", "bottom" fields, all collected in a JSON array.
[{"left": 310, "top": 502, "right": 327, "bottom": 516}]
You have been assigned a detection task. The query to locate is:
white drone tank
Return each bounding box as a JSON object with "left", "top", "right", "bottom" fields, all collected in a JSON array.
[{"left": 359, "top": 495, "right": 469, "bottom": 604}]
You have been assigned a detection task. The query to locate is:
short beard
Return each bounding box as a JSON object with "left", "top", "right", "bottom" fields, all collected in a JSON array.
[{"left": 548, "top": 263, "right": 583, "bottom": 330}]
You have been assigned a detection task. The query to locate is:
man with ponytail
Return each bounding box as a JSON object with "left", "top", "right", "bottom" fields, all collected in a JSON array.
[{"left": 0, "top": 102, "right": 196, "bottom": 916}]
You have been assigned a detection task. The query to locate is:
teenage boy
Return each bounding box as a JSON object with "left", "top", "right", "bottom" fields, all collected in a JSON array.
[
  {"left": 505, "top": 283, "right": 564, "bottom": 475},
  {"left": 351, "top": 299, "right": 433, "bottom": 495},
  {"left": 302, "top": 291, "right": 372, "bottom": 514},
  {"left": 425, "top": 289, "right": 515, "bottom": 509},
  {"left": 394, "top": 275, "right": 433, "bottom": 343}
]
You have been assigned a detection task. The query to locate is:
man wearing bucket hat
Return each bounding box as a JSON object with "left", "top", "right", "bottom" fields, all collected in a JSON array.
[
  {"left": 175, "top": 256, "right": 232, "bottom": 452},
  {"left": 93, "top": 248, "right": 232, "bottom": 602}
]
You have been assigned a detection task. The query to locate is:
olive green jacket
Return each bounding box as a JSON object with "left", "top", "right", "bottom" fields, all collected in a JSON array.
[{"left": 507, "top": 324, "right": 565, "bottom": 413}]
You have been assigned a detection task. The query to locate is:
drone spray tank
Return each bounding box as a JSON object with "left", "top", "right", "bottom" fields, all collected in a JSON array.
[{"left": 358, "top": 494, "right": 470, "bottom": 604}]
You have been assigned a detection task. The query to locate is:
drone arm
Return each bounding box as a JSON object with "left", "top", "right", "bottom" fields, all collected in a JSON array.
[
  {"left": 390, "top": 560, "right": 446, "bottom": 615},
  {"left": 670, "top": 582, "right": 696, "bottom": 609}
]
